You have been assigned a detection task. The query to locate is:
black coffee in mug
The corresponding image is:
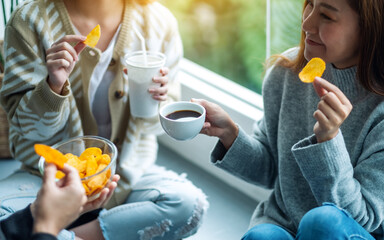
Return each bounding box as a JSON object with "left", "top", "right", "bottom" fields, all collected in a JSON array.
[{"left": 165, "top": 110, "right": 202, "bottom": 120}]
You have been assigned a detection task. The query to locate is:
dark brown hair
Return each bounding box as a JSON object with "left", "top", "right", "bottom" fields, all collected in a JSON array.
[{"left": 270, "top": 0, "right": 384, "bottom": 95}]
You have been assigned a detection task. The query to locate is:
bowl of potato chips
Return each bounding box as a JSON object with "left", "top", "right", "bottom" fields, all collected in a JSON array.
[{"left": 37, "top": 136, "right": 118, "bottom": 201}]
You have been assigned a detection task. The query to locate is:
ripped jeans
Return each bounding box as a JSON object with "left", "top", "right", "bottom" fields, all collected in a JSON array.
[
  {"left": 0, "top": 165, "right": 209, "bottom": 240},
  {"left": 98, "top": 165, "right": 208, "bottom": 240}
]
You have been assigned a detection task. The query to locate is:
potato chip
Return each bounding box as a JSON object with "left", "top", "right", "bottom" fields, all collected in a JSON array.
[
  {"left": 299, "top": 57, "right": 326, "bottom": 83},
  {"left": 87, "top": 164, "right": 108, "bottom": 188},
  {"left": 86, "top": 157, "right": 98, "bottom": 176},
  {"left": 34, "top": 144, "right": 66, "bottom": 169},
  {"left": 98, "top": 154, "right": 111, "bottom": 165},
  {"left": 65, "top": 153, "right": 87, "bottom": 173},
  {"left": 82, "top": 183, "right": 91, "bottom": 195},
  {"left": 56, "top": 170, "right": 65, "bottom": 179},
  {"left": 83, "top": 24, "right": 101, "bottom": 48},
  {"left": 80, "top": 147, "right": 102, "bottom": 160}
]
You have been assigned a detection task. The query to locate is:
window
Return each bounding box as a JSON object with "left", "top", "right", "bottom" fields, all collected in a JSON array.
[{"left": 160, "top": 0, "right": 303, "bottom": 94}]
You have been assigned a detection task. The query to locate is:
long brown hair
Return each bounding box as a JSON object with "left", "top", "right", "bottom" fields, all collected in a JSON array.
[
  {"left": 135, "top": 0, "right": 157, "bottom": 5},
  {"left": 270, "top": 0, "right": 384, "bottom": 96}
]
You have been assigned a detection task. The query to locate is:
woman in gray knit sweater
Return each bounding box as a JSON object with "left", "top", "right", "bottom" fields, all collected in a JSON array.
[{"left": 194, "top": 0, "right": 384, "bottom": 239}]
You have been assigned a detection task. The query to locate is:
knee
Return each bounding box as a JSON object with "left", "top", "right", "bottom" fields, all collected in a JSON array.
[
  {"left": 241, "top": 224, "right": 293, "bottom": 240},
  {"left": 242, "top": 226, "right": 269, "bottom": 240},
  {"left": 298, "top": 205, "right": 347, "bottom": 236},
  {"left": 242, "top": 228, "right": 263, "bottom": 240},
  {"left": 169, "top": 185, "right": 209, "bottom": 238}
]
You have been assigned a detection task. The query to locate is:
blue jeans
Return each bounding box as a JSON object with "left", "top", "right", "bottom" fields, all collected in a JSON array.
[
  {"left": 0, "top": 166, "right": 208, "bottom": 240},
  {"left": 98, "top": 165, "right": 208, "bottom": 240},
  {"left": 242, "top": 204, "right": 376, "bottom": 240}
]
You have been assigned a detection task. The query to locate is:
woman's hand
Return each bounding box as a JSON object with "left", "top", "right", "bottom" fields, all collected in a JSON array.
[
  {"left": 123, "top": 67, "right": 169, "bottom": 101},
  {"left": 31, "top": 164, "right": 87, "bottom": 236},
  {"left": 81, "top": 174, "right": 120, "bottom": 214},
  {"left": 191, "top": 98, "right": 238, "bottom": 149},
  {"left": 149, "top": 67, "right": 169, "bottom": 101},
  {"left": 312, "top": 77, "right": 353, "bottom": 143},
  {"left": 46, "top": 35, "right": 87, "bottom": 94}
]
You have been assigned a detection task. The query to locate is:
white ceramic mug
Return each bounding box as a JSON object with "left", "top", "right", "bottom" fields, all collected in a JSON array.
[{"left": 159, "top": 101, "right": 206, "bottom": 141}]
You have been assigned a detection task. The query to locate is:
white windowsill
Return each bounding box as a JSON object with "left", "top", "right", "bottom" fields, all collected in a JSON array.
[{"left": 158, "top": 58, "right": 271, "bottom": 203}]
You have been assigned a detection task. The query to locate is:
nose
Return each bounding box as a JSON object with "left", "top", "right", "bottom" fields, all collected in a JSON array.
[{"left": 302, "top": 9, "right": 317, "bottom": 35}]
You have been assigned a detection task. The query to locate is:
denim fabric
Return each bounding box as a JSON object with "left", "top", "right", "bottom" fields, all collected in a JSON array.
[
  {"left": 0, "top": 166, "right": 208, "bottom": 240},
  {"left": 242, "top": 223, "right": 295, "bottom": 240},
  {"left": 242, "top": 203, "right": 376, "bottom": 240},
  {"left": 0, "top": 170, "right": 40, "bottom": 219},
  {"left": 296, "top": 203, "right": 375, "bottom": 240},
  {"left": 0, "top": 170, "right": 77, "bottom": 240},
  {"left": 98, "top": 165, "right": 208, "bottom": 240}
]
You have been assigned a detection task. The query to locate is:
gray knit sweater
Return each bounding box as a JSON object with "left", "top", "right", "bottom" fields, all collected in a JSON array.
[{"left": 211, "top": 48, "right": 384, "bottom": 237}]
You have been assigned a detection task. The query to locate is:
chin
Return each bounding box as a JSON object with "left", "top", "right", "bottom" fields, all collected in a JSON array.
[{"left": 304, "top": 50, "right": 325, "bottom": 62}]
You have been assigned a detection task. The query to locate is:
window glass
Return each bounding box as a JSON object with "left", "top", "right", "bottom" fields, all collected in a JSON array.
[
  {"left": 270, "top": 0, "right": 303, "bottom": 55},
  {"left": 160, "top": 0, "right": 303, "bottom": 94}
]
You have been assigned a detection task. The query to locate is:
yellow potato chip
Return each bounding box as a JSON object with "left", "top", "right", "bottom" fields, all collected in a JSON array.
[
  {"left": 86, "top": 156, "right": 98, "bottom": 177},
  {"left": 80, "top": 147, "right": 102, "bottom": 160},
  {"left": 34, "top": 144, "right": 66, "bottom": 169},
  {"left": 56, "top": 170, "right": 65, "bottom": 179},
  {"left": 299, "top": 57, "right": 326, "bottom": 83},
  {"left": 83, "top": 24, "right": 101, "bottom": 48},
  {"left": 98, "top": 154, "right": 111, "bottom": 165},
  {"left": 82, "top": 183, "right": 91, "bottom": 195},
  {"left": 65, "top": 153, "right": 87, "bottom": 173},
  {"left": 87, "top": 168, "right": 107, "bottom": 189}
]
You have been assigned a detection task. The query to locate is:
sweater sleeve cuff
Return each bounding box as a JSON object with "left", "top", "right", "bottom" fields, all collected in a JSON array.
[
  {"left": 211, "top": 125, "right": 246, "bottom": 165},
  {"left": 36, "top": 79, "right": 70, "bottom": 112},
  {"left": 292, "top": 130, "right": 352, "bottom": 178}
]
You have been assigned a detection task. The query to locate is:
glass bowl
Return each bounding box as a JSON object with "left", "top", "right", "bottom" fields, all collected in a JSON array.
[{"left": 38, "top": 135, "right": 118, "bottom": 201}]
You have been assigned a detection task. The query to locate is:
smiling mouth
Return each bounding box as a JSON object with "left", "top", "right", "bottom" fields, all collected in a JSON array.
[{"left": 306, "top": 38, "right": 322, "bottom": 46}]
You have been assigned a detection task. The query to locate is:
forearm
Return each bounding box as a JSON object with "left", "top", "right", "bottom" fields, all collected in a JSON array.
[
  {"left": 293, "top": 133, "right": 355, "bottom": 203},
  {"left": 211, "top": 126, "right": 277, "bottom": 188},
  {"left": 218, "top": 120, "right": 239, "bottom": 150}
]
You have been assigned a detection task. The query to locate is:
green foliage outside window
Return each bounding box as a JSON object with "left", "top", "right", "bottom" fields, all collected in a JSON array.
[{"left": 161, "top": 0, "right": 303, "bottom": 94}]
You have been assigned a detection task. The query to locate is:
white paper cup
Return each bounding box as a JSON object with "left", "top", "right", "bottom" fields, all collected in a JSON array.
[
  {"left": 124, "top": 51, "right": 166, "bottom": 118},
  {"left": 159, "top": 102, "right": 206, "bottom": 141}
]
